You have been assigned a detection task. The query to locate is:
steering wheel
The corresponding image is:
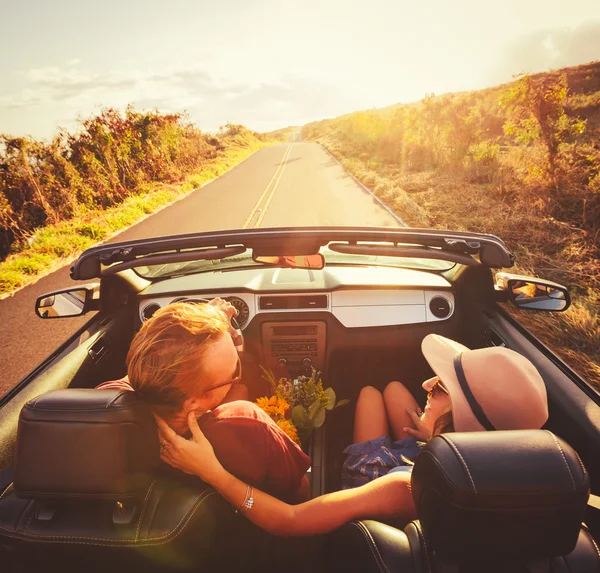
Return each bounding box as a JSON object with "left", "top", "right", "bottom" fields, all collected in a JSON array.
[{"left": 175, "top": 297, "right": 244, "bottom": 352}]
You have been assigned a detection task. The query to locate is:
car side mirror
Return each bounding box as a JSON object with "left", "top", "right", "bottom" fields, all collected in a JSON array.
[
  {"left": 35, "top": 283, "right": 100, "bottom": 319},
  {"left": 495, "top": 273, "right": 571, "bottom": 312}
]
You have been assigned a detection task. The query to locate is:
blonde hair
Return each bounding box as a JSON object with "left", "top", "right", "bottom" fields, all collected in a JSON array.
[
  {"left": 127, "top": 302, "right": 230, "bottom": 412},
  {"left": 431, "top": 409, "right": 454, "bottom": 437}
]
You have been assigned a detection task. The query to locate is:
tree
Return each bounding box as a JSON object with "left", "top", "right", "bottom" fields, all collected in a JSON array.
[{"left": 503, "top": 73, "right": 586, "bottom": 189}]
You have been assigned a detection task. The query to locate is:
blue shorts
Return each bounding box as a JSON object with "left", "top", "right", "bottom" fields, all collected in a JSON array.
[{"left": 341, "top": 435, "right": 421, "bottom": 489}]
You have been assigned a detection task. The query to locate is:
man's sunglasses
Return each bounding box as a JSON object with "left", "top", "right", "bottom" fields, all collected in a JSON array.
[
  {"left": 202, "top": 356, "right": 242, "bottom": 395},
  {"left": 427, "top": 377, "right": 449, "bottom": 400}
]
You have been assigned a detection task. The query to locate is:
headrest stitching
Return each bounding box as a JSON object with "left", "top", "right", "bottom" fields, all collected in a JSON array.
[
  {"left": 135, "top": 480, "right": 157, "bottom": 541},
  {"left": 415, "top": 520, "right": 432, "bottom": 573},
  {"left": 417, "top": 451, "right": 477, "bottom": 497},
  {"left": 572, "top": 450, "right": 588, "bottom": 483},
  {"left": 582, "top": 524, "right": 600, "bottom": 560},
  {"left": 546, "top": 431, "right": 576, "bottom": 491},
  {"left": 25, "top": 405, "right": 137, "bottom": 413},
  {"left": 440, "top": 435, "right": 477, "bottom": 494},
  {"left": 351, "top": 522, "right": 390, "bottom": 573}
]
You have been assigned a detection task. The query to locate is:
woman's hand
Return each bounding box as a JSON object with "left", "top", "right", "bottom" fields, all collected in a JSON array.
[
  {"left": 403, "top": 408, "right": 432, "bottom": 441},
  {"left": 155, "top": 412, "right": 224, "bottom": 483}
]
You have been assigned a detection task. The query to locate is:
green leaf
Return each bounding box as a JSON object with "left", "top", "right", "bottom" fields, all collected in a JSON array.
[
  {"left": 333, "top": 399, "right": 351, "bottom": 409},
  {"left": 292, "top": 405, "right": 308, "bottom": 427},
  {"left": 308, "top": 399, "right": 322, "bottom": 420},
  {"left": 313, "top": 407, "right": 326, "bottom": 428},
  {"left": 324, "top": 387, "right": 336, "bottom": 410}
]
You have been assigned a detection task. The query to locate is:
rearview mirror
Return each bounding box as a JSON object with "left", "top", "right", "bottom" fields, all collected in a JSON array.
[
  {"left": 35, "top": 284, "right": 100, "bottom": 319},
  {"left": 495, "top": 273, "right": 571, "bottom": 312},
  {"left": 253, "top": 254, "right": 325, "bottom": 270}
]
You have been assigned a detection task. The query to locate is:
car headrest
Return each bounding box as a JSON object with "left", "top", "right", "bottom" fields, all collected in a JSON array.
[
  {"left": 15, "top": 389, "right": 159, "bottom": 500},
  {"left": 411, "top": 430, "right": 589, "bottom": 561}
]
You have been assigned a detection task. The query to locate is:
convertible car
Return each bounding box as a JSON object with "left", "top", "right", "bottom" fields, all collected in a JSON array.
[{"left": 0, "top": 226, "right": 598, "bottom": 572}]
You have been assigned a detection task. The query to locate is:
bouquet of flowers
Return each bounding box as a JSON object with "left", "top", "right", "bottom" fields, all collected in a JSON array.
[{"left": 255, "top": 366, "right": 350, "bottom": 448}]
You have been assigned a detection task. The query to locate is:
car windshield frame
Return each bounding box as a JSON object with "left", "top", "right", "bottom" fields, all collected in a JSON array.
[
  {"left": 70, "top": 227, "right": 515, "bottom": 281},
  {"left": 131, "top": 246, "right": 457, "bottom": 279}
]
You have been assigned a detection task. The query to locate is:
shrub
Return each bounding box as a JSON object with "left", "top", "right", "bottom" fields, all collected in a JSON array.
[
  {"left": 0, "top": 108, "right": 250, "bottom": 260},
  {"left": 305, "top": 62, "right": 600, "bottom": 387},
  {"left": 464, "top": 141, "right": 500, "bottom": 183}
]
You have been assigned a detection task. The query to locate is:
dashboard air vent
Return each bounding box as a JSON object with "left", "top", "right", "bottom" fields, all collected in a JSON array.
[
  {"left": 259, "top": 295, "right": 328, "bottom": 311},
  {"left": 429, "top": 296, "right": 452, "bottom": 319},
  {"left": 142, "top": 303, "right": 161, "bottom": 322}
]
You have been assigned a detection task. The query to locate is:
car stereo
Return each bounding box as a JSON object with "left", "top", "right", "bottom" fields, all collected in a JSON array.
[{"left": 261, "top": 321, "right": 326, "bottom": 377}]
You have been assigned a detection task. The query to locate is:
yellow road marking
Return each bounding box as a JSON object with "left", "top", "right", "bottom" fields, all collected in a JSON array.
[
  {"left": 254, "top": 144, "right": 292, "bottom": 228},
  {"left": 253, "top": 147, "right": 290, "bottom": 228},
  {"left": 241, "top": 144, "right": 292, "bottom": 229}
]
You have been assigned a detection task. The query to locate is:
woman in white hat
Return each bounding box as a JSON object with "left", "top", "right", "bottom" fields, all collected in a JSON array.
[
  {"left": 343, "top": 334, "right": 549, "bottom": 489},
  {"left": 155, "top": 334, "right": 549, "bottom": 537}
]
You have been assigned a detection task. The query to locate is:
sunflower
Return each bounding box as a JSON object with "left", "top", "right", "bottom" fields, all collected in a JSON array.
[
  {"left": 255, "top": 396, "right": 271, "bottom": 410},
  {"left": 255, "top": 395, "right": 290, "bottom": 419},
  {"left": 276, "top": 419, "right": 300, "bottom": 444}
]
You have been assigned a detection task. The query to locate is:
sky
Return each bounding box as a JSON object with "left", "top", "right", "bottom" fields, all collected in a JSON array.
[{"left": 1, "top": 0, "right": 600, "bottom": 140}]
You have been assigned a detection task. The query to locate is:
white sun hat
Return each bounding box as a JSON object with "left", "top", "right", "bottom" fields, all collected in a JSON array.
[{"left": 421, "top": 334, "right": 548, "bottom": 432}]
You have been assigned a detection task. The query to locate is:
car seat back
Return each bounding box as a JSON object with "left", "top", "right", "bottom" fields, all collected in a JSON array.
[
  {"left": 327, "top": 430, "right": 598, "bottom": 573},
  {"left": 0, "top": 389, "right": 252, "bottom": 573}
]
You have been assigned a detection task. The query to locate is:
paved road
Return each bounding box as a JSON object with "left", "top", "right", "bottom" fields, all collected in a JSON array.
[{"left": 0, "top": 142, "right": 399, "bottom": 396}]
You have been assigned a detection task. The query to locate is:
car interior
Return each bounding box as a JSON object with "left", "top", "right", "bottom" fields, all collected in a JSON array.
[{"left": 0, "top": 228, "right": 599, "bottom": 572}]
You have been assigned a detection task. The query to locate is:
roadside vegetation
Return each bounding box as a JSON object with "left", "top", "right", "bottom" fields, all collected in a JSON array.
[
  {"left": 0, "top": 109, "right": 272, "bottom": 296},
  {"left": 303, "top": 61, "right": 600, "bottom": 389}
]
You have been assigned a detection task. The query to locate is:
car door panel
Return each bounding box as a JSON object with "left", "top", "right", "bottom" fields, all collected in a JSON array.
[{"left": 0, "top": 307, "right": 132, "bottom": 470}]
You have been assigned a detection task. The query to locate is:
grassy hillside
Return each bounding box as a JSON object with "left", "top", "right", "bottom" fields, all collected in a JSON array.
[
  {"left": 265, "top": 126, "right": 296, "bottom": 141},
  {"left": 303, "top": 61, "right": 600, "bottom": 389},
  {"left": 0, "top": 110, "right": 269, "bottom": 295}
]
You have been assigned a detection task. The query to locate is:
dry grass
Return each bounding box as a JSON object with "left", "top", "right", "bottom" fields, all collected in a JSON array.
[
  {"left": 305, "top": 63, "right": 600, "bottom": 389},
  {"left": 505, "top": 298, "right": 600, "bottom": 385},
  {"left": 318, "top": 137, "right": 600, "bottom": 391},
  {"left": 0, "top": 140, "right": 268, "bottom": 297}
]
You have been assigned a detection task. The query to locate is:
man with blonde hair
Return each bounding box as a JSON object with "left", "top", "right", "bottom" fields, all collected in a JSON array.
[
  {"left": 99, "top": 298, "right": 248, "bottom": 420},
  {"left": 126, "top": 299, "right": 248, "bottom": 429},
  {"left": 97, "top": 298, "right": 311, "bottom": 503}
]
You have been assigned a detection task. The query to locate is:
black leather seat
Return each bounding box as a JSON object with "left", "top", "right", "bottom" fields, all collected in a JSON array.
[
  {"left": 0, "top": 389, "right": 253, "bottom": 573},
  {"left": 328, "top": 430, "right": 599, "bottom": 572}
]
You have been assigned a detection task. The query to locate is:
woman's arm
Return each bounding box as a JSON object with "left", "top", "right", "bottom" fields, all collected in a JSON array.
[
  {"left": 213, "top": 465, "right": 415, "bottom": 537},
  {"left": 156, "top": 413, "right": 416, "bottom": 537}
]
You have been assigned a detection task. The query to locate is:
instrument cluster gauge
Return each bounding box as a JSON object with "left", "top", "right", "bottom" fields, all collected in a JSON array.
[{"left": 225, "top": 297, "right": 250, "bottom": 328}]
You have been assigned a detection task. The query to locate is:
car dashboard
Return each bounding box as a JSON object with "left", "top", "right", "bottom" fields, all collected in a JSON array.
[{"left": 136, "top": 264, "right": 456, "bottom": 378}]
